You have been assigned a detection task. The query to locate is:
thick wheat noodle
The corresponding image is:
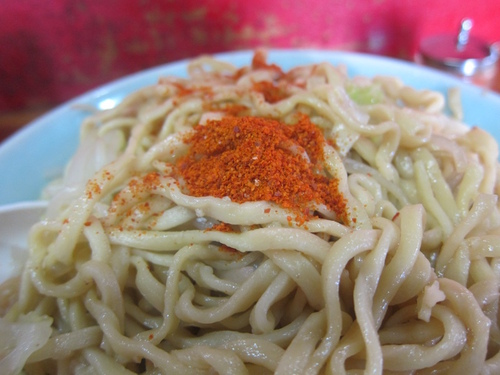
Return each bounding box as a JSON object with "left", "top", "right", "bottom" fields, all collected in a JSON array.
[{"left": 1, "top": 50, "right": 500, "bottom": 374}]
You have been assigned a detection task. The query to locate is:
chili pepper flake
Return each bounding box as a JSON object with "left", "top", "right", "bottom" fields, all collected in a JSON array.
[
  {"left": 252, "top": 80, "right": 288, "bottom": 103},
  {"left": 173, "top": 115, "right": 348, "bottom": 224},
  {"left": 205, "top": 223, "right": 234, "bottom": 232},
  {"left": 219, "top": 244, "right": 243, "bottom": 257}
]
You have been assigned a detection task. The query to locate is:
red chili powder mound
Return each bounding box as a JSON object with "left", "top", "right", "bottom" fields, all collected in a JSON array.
[{"left": 174, "top": 115, "right": 347, "bottom": 223}]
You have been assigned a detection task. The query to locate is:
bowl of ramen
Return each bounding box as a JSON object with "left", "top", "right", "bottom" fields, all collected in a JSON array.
[{"left": 1, "top": 49, "right": 500, "bottom": 374}]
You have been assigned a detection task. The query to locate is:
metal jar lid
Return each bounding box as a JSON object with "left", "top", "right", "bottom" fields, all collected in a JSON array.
[{"left": 419, "top": 19, "right": 499, "bottom": 77}]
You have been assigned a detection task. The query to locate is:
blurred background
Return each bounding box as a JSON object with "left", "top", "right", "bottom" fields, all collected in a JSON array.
[{"left": 1, "top": 0, "right": 500, "bottom": 141}]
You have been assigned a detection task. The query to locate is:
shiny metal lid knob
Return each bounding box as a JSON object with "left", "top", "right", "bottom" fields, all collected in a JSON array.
[{"left": 418, "top": 18, "right": 498, "bottom": 77}]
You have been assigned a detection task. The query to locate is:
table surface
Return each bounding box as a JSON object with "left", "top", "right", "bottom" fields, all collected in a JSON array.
[{"left": 1, "top": 61, "right": 500, "bottom": 144}]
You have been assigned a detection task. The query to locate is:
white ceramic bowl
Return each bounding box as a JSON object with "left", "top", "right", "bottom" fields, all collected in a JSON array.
[{"left": 0, "top": 201, "right": 47, "bottom": 283}]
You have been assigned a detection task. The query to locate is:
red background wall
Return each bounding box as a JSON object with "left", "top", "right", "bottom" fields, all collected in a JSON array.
[{"left": 1, "top": 0, "right": 500, "bottom": 113}]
